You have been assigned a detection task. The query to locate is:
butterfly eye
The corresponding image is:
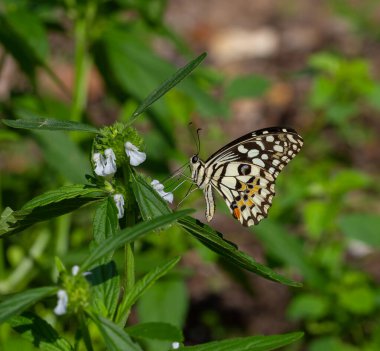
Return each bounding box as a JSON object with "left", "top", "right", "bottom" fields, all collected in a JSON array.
[{"left": 191, "top": 155, "right": 199, "bottom": 164}]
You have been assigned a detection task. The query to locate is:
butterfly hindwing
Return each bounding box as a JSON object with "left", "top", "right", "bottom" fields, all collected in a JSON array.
[
  {"left": 206, "top": 127, "right": 303, "bottom": 226},
  {"left": 211, "top": 162, "right": 275, "bottom": 226}
]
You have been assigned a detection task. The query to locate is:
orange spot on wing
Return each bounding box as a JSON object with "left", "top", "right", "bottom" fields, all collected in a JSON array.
[{"left": 233, "top": 208, "right": 241, "bottom": 219}]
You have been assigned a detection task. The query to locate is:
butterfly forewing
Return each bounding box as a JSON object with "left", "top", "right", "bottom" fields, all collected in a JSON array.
[{"left": 205, "top": 127, "right": 303, "bottom": 226}]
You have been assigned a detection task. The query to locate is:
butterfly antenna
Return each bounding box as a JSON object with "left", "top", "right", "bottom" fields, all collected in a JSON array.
[
  {"left": 189, "top": 122, "right": 202, "bottom": 156},
  {"left": 196, "top": 127, "right": 202, "bottom": 155}
]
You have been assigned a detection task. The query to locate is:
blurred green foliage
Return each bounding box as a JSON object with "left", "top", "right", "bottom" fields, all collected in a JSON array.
[
  {"left": 253, "top": 48, "right": 380, "bottom": 350},
  {"left": 0, "top": 0, "right": 380, "bottom": 351},
  {"left": 308, "top": 52, "right": 380, "bottom": 142}
]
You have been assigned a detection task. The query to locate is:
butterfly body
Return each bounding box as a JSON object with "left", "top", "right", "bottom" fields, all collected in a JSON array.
[{"left": 189, "top": 127, "right": 303, "bottom": 227}]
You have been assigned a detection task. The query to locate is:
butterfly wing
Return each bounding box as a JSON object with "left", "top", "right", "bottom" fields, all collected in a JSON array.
[{"left": 206, "top": 127, "right": 303, "bottom": 226}]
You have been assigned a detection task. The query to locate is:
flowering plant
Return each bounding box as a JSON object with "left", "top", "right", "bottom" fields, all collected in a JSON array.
[{"left": 0, "top": 52, "right": 303, "bottom": 350}]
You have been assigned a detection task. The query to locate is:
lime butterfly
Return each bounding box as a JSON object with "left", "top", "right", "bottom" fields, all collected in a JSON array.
[{"left": 189, "top": 127, "right": 303, "bottom": 226}]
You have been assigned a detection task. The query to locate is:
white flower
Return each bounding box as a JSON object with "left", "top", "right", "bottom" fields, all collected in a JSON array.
[
  {"left": 113, "top": 194, "right": 125, "bottom": 219},
  {"left": 125, "top": 141, "right": 146, "bottom": 166},
  {"left": 93, "top": 149, "right": 117, "bottom": 176},
  {"left": 93, "top": 152, "right": 106, "bottom": 176},
  {"left": 54, "top": 289, "right": 68, "bottom": 316},
  {"left": 172, "top": 342, "right": 180, "bottom": 350},
  {"left": 151, "top": 179, "right": 165, "bottom": 191},
  {"left": 72, "top": 265, "right": 80, "bottom": 276},
  {"left": 103, "top": 148, "right": 117, "bottom": 176},
  {"left": 72, "top": 265, "right": 91, "bottom": 277},
  {"left": 151, "top": 179, "right": 174, "bottom": 204}
]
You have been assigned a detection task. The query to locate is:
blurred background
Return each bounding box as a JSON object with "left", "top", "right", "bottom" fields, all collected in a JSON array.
[{"left": 1, "top": 0, "right": 380, "bottom": 350}]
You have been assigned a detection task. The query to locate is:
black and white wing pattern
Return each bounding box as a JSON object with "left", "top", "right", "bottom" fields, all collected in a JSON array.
[{"left": 206, "top": 127, "right": 303, "bottom": 226}]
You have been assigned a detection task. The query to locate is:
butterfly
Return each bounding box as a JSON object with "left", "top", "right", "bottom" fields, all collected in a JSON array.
[{"left": 189, "top": 127, "right": 303, "bottom": 226}]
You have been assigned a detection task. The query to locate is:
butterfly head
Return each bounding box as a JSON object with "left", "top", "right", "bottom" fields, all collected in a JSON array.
[
  {"left": 190, "top": 154, "right": 199, "bottom": 164},
  {"left": 190, "top": 154, "right": 206, "bottom": 188}
]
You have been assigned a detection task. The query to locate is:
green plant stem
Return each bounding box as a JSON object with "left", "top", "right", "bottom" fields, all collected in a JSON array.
[
  {"left": 71, "top": 17, "right": 90, "bottom": 122},
  {"left": 0, "top": 229, "right": 50, "bottom": 293},
  {"left": 122, "top": 164, "right": 136, "bottom": 294},
  {"left": 79, "top": 311, "right": 94, "bottom": 351},
  {"left": 71, "top": 3, "right": 96, "bottom": 122},
  {"left": 119, "top": 217, "right": 135, "bottom": 326}
]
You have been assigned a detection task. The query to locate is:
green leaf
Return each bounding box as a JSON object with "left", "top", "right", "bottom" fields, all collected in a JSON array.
[
  {"left": 93, "top": 197, "right": 119, "bottom": 243},
  {"left": 88, "top": 261, "right": 120, "bottom": 319},
  {"left": 339, "top": 214, "right": 380, "bottom": 247},
  {"left": 0, "top": 185, "right": 106, "bottom": 238},
  {"left": 254, "top": 221, "right": 323, "bottom": 286},
  {"left": 303, "top": 201, "right": 333, "bottom": 239},
  {"left": 33, "top": 129, "right": 91, "bottom": 183},
  {"left": 326, "top": 103, "right": 357, "bottom": 124},
  {"left": 310, "top": 336, "right": 360, "bottom": 351},
  {"left": 91, "top": 314, "right": 143, "bottom": 351},
  {"left": 0, "top": 128, "right": 21, "bottom": 141},
  {"left": 22, "top": 185, "right": 105, "bottom": 211},
  {"left": 9, "top": 312, "right": 73, "bottom": 351},
  {"left": 178, "top": 217, "right": 302, "bottom": 287},
  {"left": 10, "top": 107, "right": 92, "bottom": 182},
  {"left": 93, "top": 26, "right": 223, "bottom": 144},
  {"left": 131, "top": 52, "right": 207, "bottom": 120},
  {"left": 178, "top": 77, "right": 228, "bottom": 118},
  {"left": 178, "top": 332, "right": 304, "bottom": 350},
  {"left": 92, "top": 28, "right": 175, "bottom": 144},
  {"left": 81, "top": 209, "right": 193, "bottom": 270},
  {"left": 131, "top": 173, "right": 171, "bottom": 221},
  {"left": 328, "top": 169, "right": 370, "bottom": 195},
  {"left": 225, "top": 75, "right": 271, "bottom": 99},
  {"left": 309, "top": 52, "right": 340, "bottom": 73},
  {"left": 309, "top": 77, "right": 335, "bottom": 109},
  {"left": 5, "top": 11, "right": 48, "bottom": 62},
  {"left": 125, "top": 322, "right": 183, "bottom": 342},
  {"left": 337, "top": 286, "right": 376, "bottom": 315},
  {"left": 2, "top": 118, "right": 99, "bottom": 133},
  {"left": 0, "top": 286, "right": 57, "bottom": 324},
  {"left": 92, "top": 197, "right": 119, "bottom": 261},
  {"left": 0, "top": 207, "right": 16, "bottom": 234},
  {"left": 287, "top": 294, "right": 329, "bottom": 321},
  {"left": 368, "top": 82, "right": 380, "bottom": 110},
  {"left": 0, "top": 11, "right": 48, "bottom": 77},
  {"left": 116, "top": 257, "right": 180, "bottom": 324},
  {"left": 137, "top": 279, "right": 188, "bottom": 327}
]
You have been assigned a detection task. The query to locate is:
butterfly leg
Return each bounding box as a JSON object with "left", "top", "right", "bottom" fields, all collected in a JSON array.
[{"left": 204, "top": 184, "right": 215, "bottom": 222}]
